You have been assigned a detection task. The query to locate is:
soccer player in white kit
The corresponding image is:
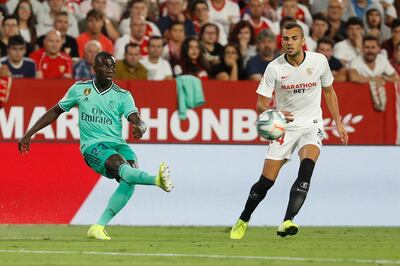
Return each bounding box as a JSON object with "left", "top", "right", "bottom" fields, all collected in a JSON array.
[{"left": 230, "top": 22, "right": 348, "bottom": 239}]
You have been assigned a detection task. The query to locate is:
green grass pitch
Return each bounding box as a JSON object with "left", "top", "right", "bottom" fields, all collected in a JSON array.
[{"left": 0, "top": 225, "right": 399, "bottom": 266}]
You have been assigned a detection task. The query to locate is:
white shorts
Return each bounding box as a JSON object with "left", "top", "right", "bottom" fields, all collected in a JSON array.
[{"left": 266, "top": 123, "right": 324, "bottom": 160}]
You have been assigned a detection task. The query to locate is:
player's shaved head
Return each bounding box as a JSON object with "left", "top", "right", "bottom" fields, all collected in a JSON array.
[{"left": 94, "top": 52, "right": 115, "bottom": 66}]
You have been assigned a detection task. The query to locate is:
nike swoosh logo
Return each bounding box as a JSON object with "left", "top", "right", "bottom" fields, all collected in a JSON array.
[{"left": 281, "top": 76, "right": 289, "bottom": 79}]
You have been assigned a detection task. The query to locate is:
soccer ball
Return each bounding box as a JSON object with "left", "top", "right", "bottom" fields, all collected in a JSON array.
[{"left": 256, "top": 110, "right": 287, "bottom": 140}]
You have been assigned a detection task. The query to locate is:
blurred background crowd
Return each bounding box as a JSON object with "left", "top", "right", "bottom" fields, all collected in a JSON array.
[{"left": 0, "top": 0, "right": 399, "bottom": 85}]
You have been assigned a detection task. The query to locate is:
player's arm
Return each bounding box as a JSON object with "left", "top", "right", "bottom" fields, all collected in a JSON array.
[
  {"left": 128, "top": 112, "right": 147, "bottom": 139},
  {"left": 18, "top": 105, "right": 65, "bottom": 153},
  {"left": 323, "top": 85, "right": 348, "bottom": 144}
]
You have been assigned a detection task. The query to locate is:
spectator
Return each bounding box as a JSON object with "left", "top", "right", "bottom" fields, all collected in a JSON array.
[
  {"left": 317, "top": 37, "right": 347, "bottom": 81},
  {"left": 389, "top": 42, "right": 400, "bottom": 75},
  {"left": 211, "top": 43, "right": 244, "bottom": 80},
  {"left": 381, "top": 18, "right": 400, "bottom": 59},
  {"left": 207, "top": 0, "right": 240, "bottom": 36},
  {"left": 79, "top": 0, "right": 122, "bottom": 23},
  {"left": 349, "top": 0, "right": 373, "bottom": 18},
  {"left": 349, "top": 35, "right": 398, "bottom": 85},
  {"left": 190, "top": 0, "right": 227, "bottom": 45},
  {"left": 326, "top": 0, "right": 347, "bottom": 43},
  {"left": 333, "top": 16, "right": 364, "bottom": 66},
  {"left": 0, "top": 35, "right": 36, "bottom": 78},
  {"left": 176, "top": 36, "right": 210, "bottom": 79},
  {"left": 13, "top": 0, "right": 37, "bottom": 47},
  {"left": 78, "top": 0, "right": 120, "bottom": 42},
  {"left": 30, "top": 30, "right": 72, "bottom": 79},
  {"left": 73, "top": 40, "right": 102, "bottom": 79},
  {"left": 305, "top": 13, "right": 329, "bottom": 52},
  {"left": 6, "top": 0, "right": 44, "bottom": 17},
  {"left": 37, "top": 11, "right": 79, "bottom": 58},
  {"left": 36, "top": 0, "right": 79, "bottom": 38},
  {"left": 114, "top": 15, "right": 149, "bottom": 60},
  {"left": 156, "top": 0, "right": 196, "bottom": 37},
  {"left": 115, "top": 43, "right": 148, "bottom": 80},
  {"left": 277, "top": 0, "right": 313, "bottom": 26},
  {"left": 77, "top": 9, "right": 113, "bottom": 58},
  {"left": 246, "top": 29, "right": 277, "bottom": 81},
  {"left": 199, "top": 23, "right": 224, "bottom": 66},
  {"left": 229, "top": 21, "right": 256, "bottom": 66},
  {"left": 0, "top": 15, "right": 33, "bottom": 57},
  {"left": 162, "top": 21, "right": 186, "bottom": 71},
  {"left": 242, "top": 0, "right": 277, "bottom": 37},
  {"left": 140, "top": 36, "right": 173, "bottom": 80},
  {"left": 118, "top": 0, "right": 161, "bottom": 37},
  {"left": 363, "top": 3, "right": 391, "bottom": 43}
]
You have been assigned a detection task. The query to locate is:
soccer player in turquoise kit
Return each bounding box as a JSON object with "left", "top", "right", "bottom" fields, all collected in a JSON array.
[{"left": 18, "top": 52, "right": 173, "bottom": 240}]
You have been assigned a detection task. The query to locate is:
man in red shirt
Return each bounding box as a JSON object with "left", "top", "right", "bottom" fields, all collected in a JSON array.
[
  {"left": 30, "top": 30, "right": 73, "bottom": 79},
  {"left": 77, "top": 9, "right": 114, "bottom": 58}
]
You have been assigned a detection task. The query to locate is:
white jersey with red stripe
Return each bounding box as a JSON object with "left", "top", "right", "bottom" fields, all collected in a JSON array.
[{"left": 256, "top": 51, "right": 333, "bottom": 129}]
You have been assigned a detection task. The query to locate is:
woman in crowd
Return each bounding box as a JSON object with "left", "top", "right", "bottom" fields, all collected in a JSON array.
[
  {"left": 13, "top": 0, "right": 37, "bottom": 47},
  {"left": 199, "top": 23, "right": 224, "bottom": 67},
  {"left": 211, "top": 43, "right": 244, "bottom": 81},
  {"left": 228, "top": 21, "right": 256, "bottom": 66}
]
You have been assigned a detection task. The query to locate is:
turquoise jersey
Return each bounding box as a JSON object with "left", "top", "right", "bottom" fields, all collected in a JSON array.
[{"left": 58, "top": 79, "right": 138, "bottom": 153}]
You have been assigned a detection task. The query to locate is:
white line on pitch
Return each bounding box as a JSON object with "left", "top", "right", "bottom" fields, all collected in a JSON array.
[{"left": 0, "top": 249, "right": 399, "bottom": 265}]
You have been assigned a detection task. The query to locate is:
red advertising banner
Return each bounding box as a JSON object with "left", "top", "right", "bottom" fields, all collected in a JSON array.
[{"left": 0, "top": 79, "right": 397, "bottom": 144}]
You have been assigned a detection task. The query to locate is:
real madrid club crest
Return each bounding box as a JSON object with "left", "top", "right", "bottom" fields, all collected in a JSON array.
[
  {"left": 307, "top": 68, "right": 313, "bottom": 76},
  {"left": 84, "top": 88, "right": 91, "bottom": 96}
]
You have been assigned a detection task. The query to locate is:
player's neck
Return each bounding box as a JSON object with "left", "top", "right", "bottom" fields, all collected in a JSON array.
[
  {"left": 285, "top": 51, "right": 305, "bottom": 67},
  {"left": 94, "top": 77, "right": 112, "bottom": 92}
]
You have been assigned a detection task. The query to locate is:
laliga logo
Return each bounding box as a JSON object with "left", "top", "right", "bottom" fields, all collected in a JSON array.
[{"left": 323, "top": 113, "right": 363, "bottom": 139}]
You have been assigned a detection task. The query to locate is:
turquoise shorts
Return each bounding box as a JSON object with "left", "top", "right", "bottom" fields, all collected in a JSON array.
[{"left": 82, "top": 142, "right": 137, "bottom": 179}]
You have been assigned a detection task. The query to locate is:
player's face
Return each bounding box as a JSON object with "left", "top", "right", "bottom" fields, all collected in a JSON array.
[
  {"left": 317, "top": 43, "right": 333, "bottom": 59},
  {"left": 8, "top": 44, "right": 26, "bottom": 63},
  {"left": 148, "top": 39, "right": 163, "bottom": 58},
  {"left": 94, "top": 56, "right": 116, "bottom": 80},
  {"left": 363, "top": 40, "right": 379, "bottom": 63},
  {"left": 125, "top": 46, "right": 141, "bottom": 67},
  {"left": 282, "top": 27, "right": 304, "bottom": 56},
  {"left": 187, "top": 40, "right": 200, "bottom": 61},
  {"left": 54, "top": 15, "right": 69, "bottom": 34}
]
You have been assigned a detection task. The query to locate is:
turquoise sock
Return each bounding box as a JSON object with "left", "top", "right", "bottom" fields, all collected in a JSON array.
[
  {"left": 97, "top": 180, "right": 135, "bottom": 226},
  {"left": 118, "top": 164, "right": 156, "bottom": 185}
]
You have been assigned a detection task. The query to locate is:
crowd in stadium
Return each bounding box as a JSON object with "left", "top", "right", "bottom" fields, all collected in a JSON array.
[{"left": 0, "top": 0, "right": 399, "bottom": 84}]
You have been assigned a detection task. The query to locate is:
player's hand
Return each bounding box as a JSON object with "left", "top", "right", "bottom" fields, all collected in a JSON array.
[
  {"left": 336, "top": 121, "right": 348, "bottom": 145},
  {"left": 280, "top": 110, "right": 294, "bottom": 122},
  {"left": 18, "top": 135, "right": 31, "bottom": 154},
  {"left": 132, "top": 120, "right": 147, "bottom": 139}
]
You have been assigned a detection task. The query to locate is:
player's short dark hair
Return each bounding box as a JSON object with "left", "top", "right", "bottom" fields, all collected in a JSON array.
[
  {"left": 148, "top": 36, "right": 163, "bottom": 46},
  {"left": 168, "top": 20, "right": 184, "bottom": 31},
  {"left": 283, "top": 22, "right": 304, "bottom": 37},
  {"left": 87, "top": 8, "right": 103, "bottom": 20},
  {"left": 391, "top": 18, "right": 400, "bottom": 31},
  {"left": 317, "top": 37, "right": 334, "bottom": 49},
  {"left": 345, "top": 16, "right": 364, "bottom": 29},
  {"left": 312, "top": 12, "right": 328, "bottom": 24},
  {"left": 94, "top": 51, "right": 114, "bottom": 65},
  {"left": 2, "top": 15, "right": 18, "bottom": 27},
  {"left": 124, "top": 42, "right": 140, "bottom": 53},
  {"left": 7, "top": 35, "right": 26, "bottom": 48},
  {"left": 363, "top": 35, "right": 379, "bottom": 45},
  {"left": 279, "top": 16, "right": 296, "bottom": 29}
]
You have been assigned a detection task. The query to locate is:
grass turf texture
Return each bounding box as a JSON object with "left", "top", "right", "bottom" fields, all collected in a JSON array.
[{"left": 0, "top": 225, "right": 399, "bottom": 266}]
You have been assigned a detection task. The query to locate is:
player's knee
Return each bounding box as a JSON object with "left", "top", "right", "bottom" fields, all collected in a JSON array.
[{"left": 105, "top": 154, "right": 127, "bottom": 177}]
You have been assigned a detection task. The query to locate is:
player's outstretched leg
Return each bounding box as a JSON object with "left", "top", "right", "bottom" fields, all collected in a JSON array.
[
  {"left": 230, "top": 175, "right": 275, "bottom": 239},
  {"left": 277, "top": 158, "right": 315, "bottom": 237}
]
